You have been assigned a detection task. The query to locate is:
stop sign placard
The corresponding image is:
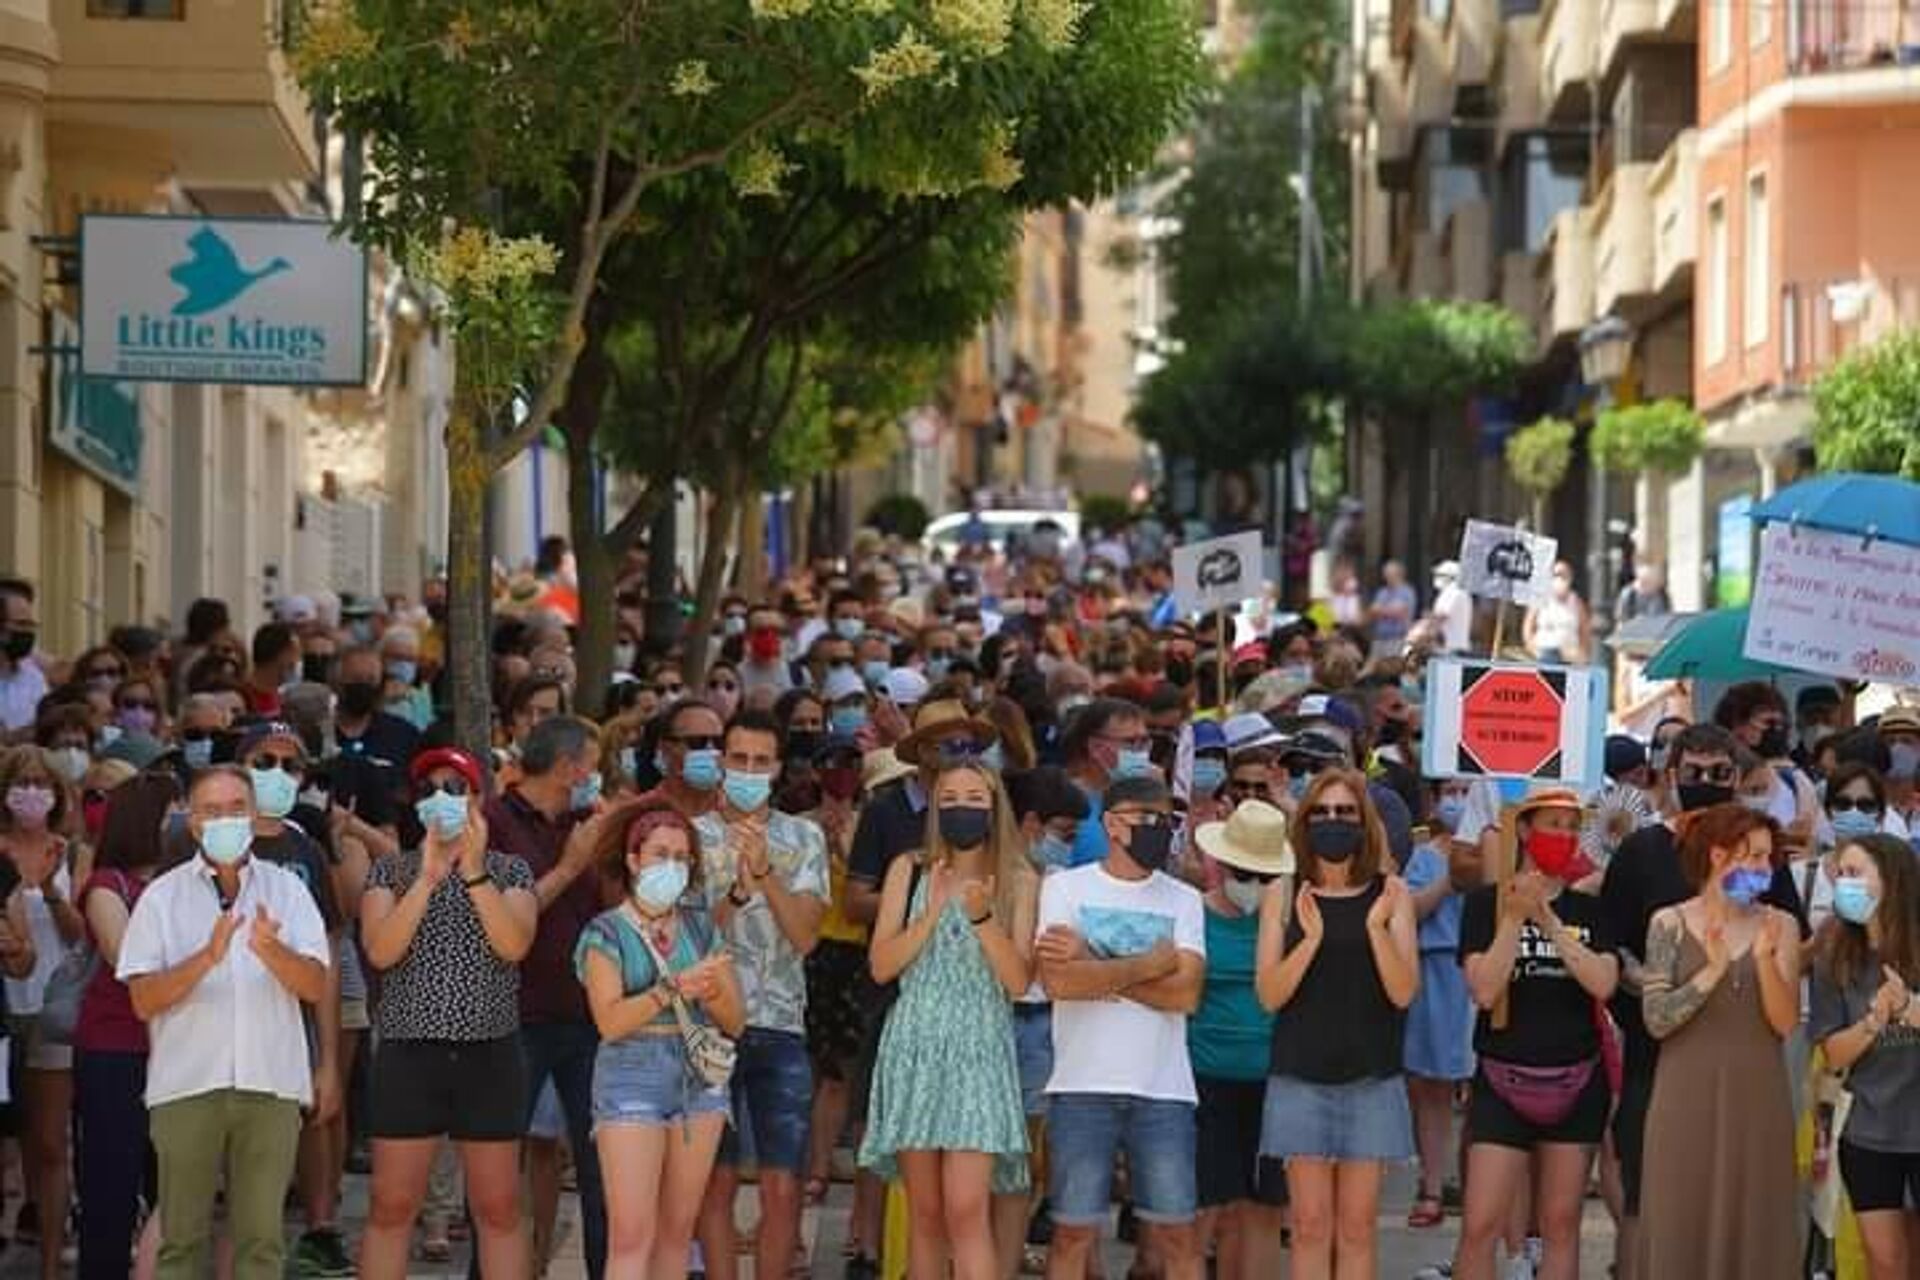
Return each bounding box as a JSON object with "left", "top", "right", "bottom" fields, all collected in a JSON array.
[{"left": 1457, "top": 667, "right": 1566, "bottom": 778}]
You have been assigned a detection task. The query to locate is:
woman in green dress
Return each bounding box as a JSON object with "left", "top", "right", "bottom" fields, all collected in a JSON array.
[{"left": 862, "top": 760, "right": 1038, "bottom": 1280}]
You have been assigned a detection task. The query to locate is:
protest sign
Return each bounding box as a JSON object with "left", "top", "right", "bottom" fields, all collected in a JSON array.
[
  {"left": 1421, "top": 658, "right": 1609, "bottom": 790},
  {"left": 1744, "top": 523, "right": 1920, "bottom": 683},
  {"left": 1459, "top": 521, "right": 1558, "bottom": 606},
  {"left": 1172, "top": 530, "right": 1264, "bottom": 617}
]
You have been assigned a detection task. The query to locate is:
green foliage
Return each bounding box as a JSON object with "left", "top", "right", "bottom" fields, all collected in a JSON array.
[
  {"left": 1591, "top": 399, "right": 1705, "bottom": 474},
  {"left": 1348, "top": 300, "right": 1532, "bottom": 414},
  {"left": 1078, "top": 493, "right": 1135, "bottom": 531},
  {"left": 1813, "top": 330, "right": 1920, "bottom": 479},
  {"left": 866, "top": 493, "right": 933, "bottom": 540},
  {"left": 1506, "top": 416, "right": 1577, "bottom": 499}
]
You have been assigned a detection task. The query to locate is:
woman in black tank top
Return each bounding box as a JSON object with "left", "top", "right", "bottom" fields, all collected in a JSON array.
[{"left": 1254, "top": 768, "right": 1417, "bottom": 1280}]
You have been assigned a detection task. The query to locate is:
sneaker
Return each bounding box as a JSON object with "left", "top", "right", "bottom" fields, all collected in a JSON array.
[
  {"left": 1411, "top": 1265, "right": 1454, "bottom": 1280},
  {"left": 291, "top": 1228, "right": 356, "bottom": 1278}
]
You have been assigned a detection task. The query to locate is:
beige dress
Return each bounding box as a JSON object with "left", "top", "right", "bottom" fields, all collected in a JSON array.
[{"left": 1635, "top": 932, "right": 1798, "bottom": 1280}]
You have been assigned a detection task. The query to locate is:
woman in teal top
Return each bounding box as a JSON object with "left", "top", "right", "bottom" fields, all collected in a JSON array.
[
  {"left": 575, "top": 803, "right": 744, "bottom": 1280},
  {"left": 1191, "top": 801, "right": 1294, "bottom": 1280}
]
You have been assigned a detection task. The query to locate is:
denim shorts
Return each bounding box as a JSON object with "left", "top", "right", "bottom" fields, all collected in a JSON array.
[
  {"left": 591, "top": 1034, "right": 730, "bottom": 1130},
  {"left": 1048, "top": 1092, "right": 1197, "bottom": 1226},
  {"left": 1013, "top": 1006, "right": 1054, "bottom": 1119},
  {"left": 717, "top": 1028, "right": 812, "bottom": 1174},
  {"left": 1259, "top": 1074, "right": 1413, "bottom": 1163}
]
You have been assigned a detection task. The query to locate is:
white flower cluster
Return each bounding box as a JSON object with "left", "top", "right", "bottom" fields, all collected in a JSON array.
[
  {"left": 750, "top": 0, "right": 816, "bottom": 17},
  {"left": 930, "top": 0, "right": 1014, "bottom": 54},
  {"left": 1023, "top": 0, "right": 1089, "bottom": 50},
  {"left": 853, "top": 25, "right": 945, "bottom": 97},
  {"left": 416, "top": 226, "right": 559, "bottom": 301},
  {"left": 734, "top": 142, "right": 797, "bottom": 197},
  {"left": 670, "top": 59, "right": 718, "bottom": 97}
]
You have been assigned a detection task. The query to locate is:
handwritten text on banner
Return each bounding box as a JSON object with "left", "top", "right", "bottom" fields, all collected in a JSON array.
[{"left": 1744, "top": 524, "right": 1920, "bottom": 682}]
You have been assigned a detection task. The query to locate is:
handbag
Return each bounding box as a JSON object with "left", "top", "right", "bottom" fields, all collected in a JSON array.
[
  {"left": 40, "top": 870, "right": 127, "bottom": 1047},
  {"left": 1479, "top": 1055, "right": 1599, "bottom": 1127},
  {"left": 635, "top": 917, "right": 737, "bottom": 1090}
]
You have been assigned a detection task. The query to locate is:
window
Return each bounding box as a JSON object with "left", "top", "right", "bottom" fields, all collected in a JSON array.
[
  {"left": 1749, "top": 0, "right": 1771, "bottom": 47},
  {"left": 1706, "top": 195, "right": 1729, "bottom": 363},
  {"left": 1745, "top": 172, "right": 1770, "bottom": 347},
  {"left": 1709, "top": 0, "right": 1731, "bottom": 70},
  {"left": 87, "top": 0, "right": 182, "bottom": 14}
]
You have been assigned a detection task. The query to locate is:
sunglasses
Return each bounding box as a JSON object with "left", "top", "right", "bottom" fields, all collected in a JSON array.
[
  {"left": 672, "top": 733, "right": 724, "bottom": 751},
  {"left": 246, "top": 754, "right": 302, "bottom": 774},
  {"left": 85, "top": 666, "right": 125, "bottom": 681},
  {"left": 1226, "top": 866, "right": 1279, "bottom": 885},
  {"left": 416, "top": 777, "right": 472, "bottom": 799},
  {"left": 1676, "top": 763, "right": 1737, "bottom": 785},
  {"left": 709, "top": 680, "right": 740, "bottom": 694},
  {"left": 933, "top": 737, "right": 991, "bottom": 764},
  {"left": 1226, "top": 779, "right": 1273, "bottom": 798},
  {"left": 1113, "top": 812, "right": 1173, "bottom": 831},
  {"left": 1308, "top": 803, "right": 1361, "bottom": 821},
  {"left": 181, "top": 727, "right": 221, "bottom": 743},
  {"left": 118, "top": 699, "right": 158, "bottom": 712},
  {"left": 1829, "top": 795, "right": 1884, "bottom": 814},
  {"left": 655, "top": 683, "right": 684, "bottom": 697}
]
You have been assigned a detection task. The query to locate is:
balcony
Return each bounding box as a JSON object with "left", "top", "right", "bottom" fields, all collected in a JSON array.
[
  {"left": 1781, "top": 276, "right": 1920, "bottom": 387},
  {"left": 1535, "top": 206, "right": 1594, "bottom": 346},
  {"left": 48, "top": 0, "right": 318, "bottom": 185},
  {"left": 1450, "top": 0, "right": 1500, "bottom": 92},
  {"left": 1788, "top": 0, "right": 1920, "bottom": 75},
  {"left": 1592, "top": 162, "right": 1654, "bottom": 317},
  {"left": 1502, "top": 250, "right": 1543, "bottom": 344},
  {"left": 1443, "top": 197, "right": 1495, "bottom": 301},
  {"left": 1405, "top": 7, "right": 1456, "bottom": 132},
  {"left": 1648, "top": 129, "right": 1696, "bottom": 295},
  {"left": 1496, "top": 14, "right": 1545, "bottom": 150},
  {"left": 1374, "top": 63, "right": 1416, "bottom": 188},
  {"left": 1598, "top": 0, "right": 1694, "bottom": 80},
  {"left": 1540, "top": 0, "right": 1599, "bottom": 121}
]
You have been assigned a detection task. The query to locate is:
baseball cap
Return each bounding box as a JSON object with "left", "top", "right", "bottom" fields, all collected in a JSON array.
[
  {"left": 821, "top": 666, "right": 867, "bottom": 704},
  {"left": 1223, "top": 712, "right": 1287, "bottom": 757},
  {"left": 1433, "top": 559, "right": 1461, "bottom": 584},
  {"left": 1604, "top": 734, "right": 1648, "bottom": 781},
  {"left": 275, "top": 594, "right": 317, "bottom": 626},
  {"left": 1282, "top": 730, "right": 1349, "bottom": 765},
  {"left": 235, "top": 720, "right": 307, "bottom": 765},
  {"left": 410, "top": 746, "right": 485, "bottom": 793},
  {"left": 1193, "top": 721, "right": 1228, "bottom": 755},
  {"left": 882, "top": 668, "right": 930, "bottom": 708},
  {"left": 1292, "top": 693, "right": 1366, "bottom": 738}
]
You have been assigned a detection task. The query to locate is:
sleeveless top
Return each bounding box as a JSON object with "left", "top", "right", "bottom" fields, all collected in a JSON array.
[{"left": 1269, "top": 877, "right": 1405, "bottom": 1084}]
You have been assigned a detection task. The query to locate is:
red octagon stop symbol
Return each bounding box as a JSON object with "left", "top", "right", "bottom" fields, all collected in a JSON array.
[{"left": 1458, "top": 667, "right": 1565, "bottom": 777}]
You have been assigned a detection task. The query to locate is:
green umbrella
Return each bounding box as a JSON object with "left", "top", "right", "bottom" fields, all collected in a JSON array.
[{"left": 1642, "top": 607, "right": 1801, "bottom": 681}]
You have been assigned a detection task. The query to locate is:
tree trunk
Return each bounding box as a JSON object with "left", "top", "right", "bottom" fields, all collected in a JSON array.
[
  {"left": 444, "top": 396, "right": 495, "bottom": 770},
  {"left": 739, "top": 489, "right": 767, "bottom": 599},
  {"left": 559, "top": 331, "right": 615, "bottom": 716},
  {"left": 1531, "top": 495, "right": 1546, "bottom": 535},
  {"left": 681, "top": 484, "right": 741, "bottom": 685}
]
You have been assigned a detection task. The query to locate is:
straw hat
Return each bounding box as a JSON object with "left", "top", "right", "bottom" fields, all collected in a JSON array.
[
  {"left": 1193, "top": 800, "right": 1295, "bottom": 877},
  {"left": 893, "top": 698, "right": 999, "bottom": 768},
  {"left": 1511, "top": 786, "right": 1583, "bottom": 822},
  {"left": 862, "top": 748, "right": 916, "bottom": 794}
]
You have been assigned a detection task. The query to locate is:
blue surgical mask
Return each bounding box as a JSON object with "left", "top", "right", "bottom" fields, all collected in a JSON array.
[
  {"left": 570, "top": 771, "right": 603, "bottom": 812},
  {"left": 1289, "top": 774, "right": 1310, "bottom": 802},
  {"left": 1833, "top": 876, "right": 1879, "bottom": 925},
  {"left": 182, "top": 737, "right": 214, "bottom": 770},
  {"left": 1035, "top": 832, "right": 1075, "bottom": 869},
  {"left": 414, "top": 791, "right": 470, "bottom": 840},
  {"left": 830, "top": 705, "right": 869, "bottom": 737},
  {"left": 1191, "top": 757, "right": 1227, "bottom": 797},
  {"left": 1832, "top": 809, "right": 1881, "bottom": 842},
  {"left": 633, "top": 860, "right": 690, "bottom": 913},
  {"left": 723, "top": 769, "right": 773, "bottom": 813},
  {"left": 1892, "top": 743, "right": 1920, "bottom": 781},
  {"left": 1720, "top": 866, "right": 1771, "bottom": 908},
  {"left": 680, "top": 748, "right": 722, "bottom": 791},
  {"left": 926, "top": 657, "right": 951, "bottom": 681},
  {"left": 619, "top": 746, "right": 639, "bottom": 779},
  {"left": 723, "top": 614, "right": 748, "bottom": 638},
  {"left": 981, "top": 742, "right": 1006, "bottom": 772},
  {"left": 1112, "top": 748, "right": 1155, "bottom": 781},
  {"left": 250, "top": 766, "right": 298, "bottom": 820},
  {"left": 862, "top": 660, "right": 890, "bottom": 690},
  {"left": 835, "top": 618, "right": 864, "bottom": 642},
  {"left": 387, "top": 660, "right": 418, "bottom": 687},
  {"left": 199, "top": 815, "right": 253, "bottom": 866},
  {"left": 1435, "top": 794, "right": 1467, "bottom": 831}
]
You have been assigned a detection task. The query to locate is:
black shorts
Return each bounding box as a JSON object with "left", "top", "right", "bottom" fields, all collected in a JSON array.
[
  {"left": 1839, "top": 1140, "right": 1920, "bottom": 1214},
  {"left": 1195, "top": 1076, "right": 1288, "bottom": 1210},
  {"left": 1468, "top": 1061, "right": 1610, "bottom": 1152},
  {"left": 369, "top": 1035, "right": 527, "bottom": 1142},
  {"left": 805, "top": 939, "right": 870, "bottom": 1083}
]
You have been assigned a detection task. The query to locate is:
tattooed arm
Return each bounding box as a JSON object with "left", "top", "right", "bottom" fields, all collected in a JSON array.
[{"left": 1640, "top": 906, "right": 1727, "bottom": 1040}]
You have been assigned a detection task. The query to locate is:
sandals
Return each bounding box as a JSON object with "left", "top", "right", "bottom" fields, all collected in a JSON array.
[
  {"left": 804, "top": 1175, "right": 830, "bottom": 1206},
  {"left": 1408, "top": 1195, "right": 1445, "bottom": 1229}
]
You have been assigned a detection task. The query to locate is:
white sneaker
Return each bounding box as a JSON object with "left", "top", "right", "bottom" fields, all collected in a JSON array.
[
  {"left": 1503, "top": 1257, "right": 1536, "bottom": 1280},
  {"left": 1410, "top": 1265, "right": 1454, "bottom": 1280}
]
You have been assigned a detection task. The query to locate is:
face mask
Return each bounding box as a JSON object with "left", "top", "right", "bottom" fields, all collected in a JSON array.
[
  {"left": 830, "top": 705, "right": 868, "bottom": 737},
  {"left": 1122, "top": 820, "right": 1174, "bottom": 872},
  {"left": 820, "top": 766, "right": 860, "bottom": 803},
  {"left": 199, "top": 815, "right": 253, "bottom": 866},
  {"left": 680, "top": 748, "right": 723, "bottom": 791},
  {"left": 612, "top": 642, "right": 638, "bottom": 672},
  {"left": 835, "top": 618, "right": 864, "bottom": 642},
  {"left": 723, "top": 769, "right": 773, "bottom": 813},
  {"left": 1720, "top": 865, "right": 1771, "bottom": 908},
  {"left": 1110, "top": 747, "right": 1155, "bottom": 781},
  {"left": 302, "top": 654, "right": 333, "bottom": 685},
  {"left": 1190, "top": 757, "right": 1226, "bottom": 798},
  {"left": 1890, "top": 743, "right": 1920, "bottom": 782},
  {"left": 1223, "top": 876, "right": 1264, "bottom": 914},
  {"left": 1035, "top": 831, "right": 1074, "bottom": 869},
  {"left": 1756, "top": 725, "right": 1790, "bottom": 759},
  {"left": 786, "top": 731, "right": 822, "bottom": 764},
  {"left": 1308, "top": 818, "right": 1363, "bottom": 864},
  {"left": 1376, "top": 718, "right": 1410, "bottom": 746},
  {"left": 1833, "top": 876, "right": 1879, "bottom": 926},
  {"left": 1058, "top": 694, "right": 1091, "bottom": 718},
  {"left": 1677, "top": 782, "right": 1734, "bottom": 813},
  {"left": 619, "top": 746, "right": 639, "bottom": 779},
  {"left": 1, "top": 629, "right": 34, "bottom": 662},
  {"left": 1289, "top": 774, "right": 1311, "bottom": 802},
  {"left": 1832, "top": 808, "right": 1881, "bottom": 842},
  {"left": 1434, "top": 794, "right": 1467, "bottom": 831},
  {"left": 748, "top": 630, "right": 783, "bottom": 662},
  {"left": 939, "top": 805, "right": 992, "bottom": 849},
  {"left": 49, "top": 747, "right": 89, "bottom": 785},
  {"left": 386, "top": 660, "right": 418, "bottom": 687},
  {"left": 1527, "top": 828, "right": 1583, "bottom": 880},
  {"left": 925, "top": 657, "right": 952, "bottom": 681},
  {"left": 1165, "top": 659, "right": 1194, "bottom": 687},
  {"left": 5, "top": 785, "right": 54, "bottom": 826},
  {"left": 723, "top": 614, "right": 748, "bottom": 638},
  {"left": 82, "top": 793, "right": 108, "bottom": 841},
  {"left": 862, "top": 660, "right": 890, "bottom": 690},
  {"left": 116, "top": 706, "right": 157, "bottom": 735},
  {"left": 338, "top": 681, "right": 381, "bottom": 718},
  {"left": 250, "top": 766, "right": 298, "bottom": 820},
  {"left": 1738, "top": 792, "right": 1773, "bottom": 814},
  {"left": 980, "top": 742, "right": 1005, "bottom": 772},
  {"left": 632, "top": 859, "right": 690, "bottom": 914},
  {"left": 182, "top": 737, "right": 215, "bottom": 770},
  {"left": 570, "top": 772, "right": 603, "bottom": 812},
  {"left": 415, "top": 791, "right": 470, "bottom": 840}
]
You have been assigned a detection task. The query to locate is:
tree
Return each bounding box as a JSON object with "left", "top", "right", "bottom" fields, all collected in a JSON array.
[
  {"left": 298, "top": 0, "right": 1167, "bottom": 757},
  {"left": 1590, "top": 398, "right": 1705, "bottom": 474},
  {"left": 1506, "top": 416, "right": 1577, "bottom": 532},
  {"left": 1813, "top": 330, "right": 1920, "bottom": 478}
]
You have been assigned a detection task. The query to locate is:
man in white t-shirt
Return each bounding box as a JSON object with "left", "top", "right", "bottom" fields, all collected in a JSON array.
[
  {"left": 1430, "top": 559, "right": 1474, "bottom": 653},
  {"left": 1035, "top": 776, "right": 1206, "bottom": 1280}
]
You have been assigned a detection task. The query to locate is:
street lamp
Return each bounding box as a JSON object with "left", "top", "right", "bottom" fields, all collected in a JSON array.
[{"left": 1578, "top": 315, "right": 1634, "bottom": 640}]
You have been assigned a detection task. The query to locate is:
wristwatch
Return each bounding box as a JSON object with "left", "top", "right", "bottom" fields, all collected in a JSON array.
[{"left": 969, "top": 909, "right": 993, "bottom": 926}]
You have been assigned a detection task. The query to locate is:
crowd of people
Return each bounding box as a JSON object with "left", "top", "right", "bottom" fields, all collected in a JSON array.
[{"left": 0, "top": 520, "right": 1914, "bottom": 1280}]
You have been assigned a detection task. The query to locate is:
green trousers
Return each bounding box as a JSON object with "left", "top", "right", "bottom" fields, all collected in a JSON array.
[{"left": 150, "top": 1089, "right": 302, "bottom": 1280}]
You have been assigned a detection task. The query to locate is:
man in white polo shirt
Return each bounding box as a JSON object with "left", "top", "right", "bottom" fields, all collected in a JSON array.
[{"left": 119, "top": 764, "right": 330, "bottom": 1280}]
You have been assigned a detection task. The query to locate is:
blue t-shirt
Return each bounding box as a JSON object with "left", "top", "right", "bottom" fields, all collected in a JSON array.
[
  {"left": 1070, "top": 788, "right": 1108, "bottom": 867},
  {"left": 1189, "top": 908, "right": 1273, "bottom": 1081},
  {"left": 1402, "top": 841, "right": 1462, "bottom": 954}
]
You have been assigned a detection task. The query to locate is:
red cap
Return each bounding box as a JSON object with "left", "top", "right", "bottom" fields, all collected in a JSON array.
[
  {"left": 1231, "top": 640, "right": 1268, "bottom": 668},
  {"left": 409, "top": 747, "right": 484, "bottom": 793}
]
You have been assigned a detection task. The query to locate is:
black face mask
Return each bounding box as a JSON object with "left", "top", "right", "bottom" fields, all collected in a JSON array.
[
  {"left": 1677, "top": 782, "right": 1734, "bottom": 813},
  {"left": 1123, "top": 820, "right": 1175, "bottom": 872},
  {"left": 1756, "top": 726, "right": 1790, "bottom": 759},
  {"left": 938, "top": 806, "right": 992, "bottom": 850},
  {"left": 1, "top": 629, "right": 33, "bottom": 662},
  {"left": 302, "top": 653, "right": 334, "bottom": 685},
  {"left": 1308, "top": 819, "right": 1364, "bottom": 864},
  {"left": 1376, "top": 718, "right": 1410, "bottom": 746},
  {"left": 785, "top": 730, "right": 822, "bottom": 764},
  {"left": 337, "top": 681, "right": 381, "bottom": 718},
  {"left": 1165, "top": 659, "right": 1194, "bottom": 687}
]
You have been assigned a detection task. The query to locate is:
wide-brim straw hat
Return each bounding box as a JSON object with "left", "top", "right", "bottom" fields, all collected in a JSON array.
[
  {"left": 1194, "top": 800, "right": 1295, "bottom": 877},
  {"left": 892, "top": 699, "right": 999, "bottom": 768}
]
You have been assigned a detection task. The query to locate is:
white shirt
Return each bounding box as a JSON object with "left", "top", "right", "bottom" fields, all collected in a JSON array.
[
  {"left": 1040, "top": 861, "right": 1206, "bottom": 1104},
  {"left": 5, "top": 866, "right": 74, "bottom": 1016},
  {"left": 0, "top": 661, "right": 46, "bottom": 733},
  {"left": 117, "top": 856, "right": 330, "bottom": 1108},
  {"left": 1435, "top": 584, "right": 1473, "bottom": 653}
]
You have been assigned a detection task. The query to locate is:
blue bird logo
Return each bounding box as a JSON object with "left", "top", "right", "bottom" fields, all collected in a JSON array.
[{"left": 167, "top": 227, "right": 291, "bottom": 316}]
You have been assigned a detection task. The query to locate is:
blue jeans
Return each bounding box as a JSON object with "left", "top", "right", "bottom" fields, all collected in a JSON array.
[
  {"left": 520, "top": 1022, "right": 605, "bottom": 1280},
  {"left": 1048, "top": 1092, "right": 1198, "bottom": 1226},
  {"left": 717, "top": 1028, "right": 812, "bottom": 1174}
]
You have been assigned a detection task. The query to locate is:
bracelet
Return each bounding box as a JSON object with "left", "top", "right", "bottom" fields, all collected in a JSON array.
[
  {"left": 727, "top": 885, "right": 751, "bottom": 907},
  {"left": 969, "top": 909, "right": 992, "bottom": 926},
  {"left": 462, "top": 871, "right": 491, "bottom": 889}
]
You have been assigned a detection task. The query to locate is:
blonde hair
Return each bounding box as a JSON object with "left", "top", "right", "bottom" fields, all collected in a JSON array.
[{"left": 918, "top": 760, "right": 1033, "bottom": 924}]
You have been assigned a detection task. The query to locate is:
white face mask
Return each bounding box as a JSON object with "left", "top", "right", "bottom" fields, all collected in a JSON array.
[{"left": 1222, "top": 877, "right": 1264, "bottom": 914}]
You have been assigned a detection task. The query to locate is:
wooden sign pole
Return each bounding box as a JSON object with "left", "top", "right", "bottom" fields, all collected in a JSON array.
[
  {"left": 1216, "top": 606, "right": 1230, "bottom": 711},
  {"left": 1492, "top": 805, "right": 1518, "bottom": 1030}
]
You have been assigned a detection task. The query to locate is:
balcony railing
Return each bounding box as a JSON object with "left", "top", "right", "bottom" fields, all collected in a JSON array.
[
  {"left": 1781, "top": 276, "right": 1920, "bottom": 385},
  {"left": 1788, "top": 0, "right": 1920, "bottom": 73}
]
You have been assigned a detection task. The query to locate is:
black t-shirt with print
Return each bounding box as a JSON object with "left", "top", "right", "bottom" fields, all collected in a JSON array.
[
  {"left": 253, "top": 825, "right": 343, "bottom": 932},
  {"left": 1459, "top": 885, "right": 1615, "bottom": 1066},
  {"left": 366, "top": 848, "right": 535, "bottom": 1042}
]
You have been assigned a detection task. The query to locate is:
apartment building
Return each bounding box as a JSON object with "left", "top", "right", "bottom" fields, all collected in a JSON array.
[{"left": 1353, "top": 0, "right": 1700, "bottom": 606}]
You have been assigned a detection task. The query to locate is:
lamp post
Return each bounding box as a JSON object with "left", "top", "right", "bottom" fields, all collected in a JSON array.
[{"left": 1578, "top": 315, "right": 1633, "bottom": 641}]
